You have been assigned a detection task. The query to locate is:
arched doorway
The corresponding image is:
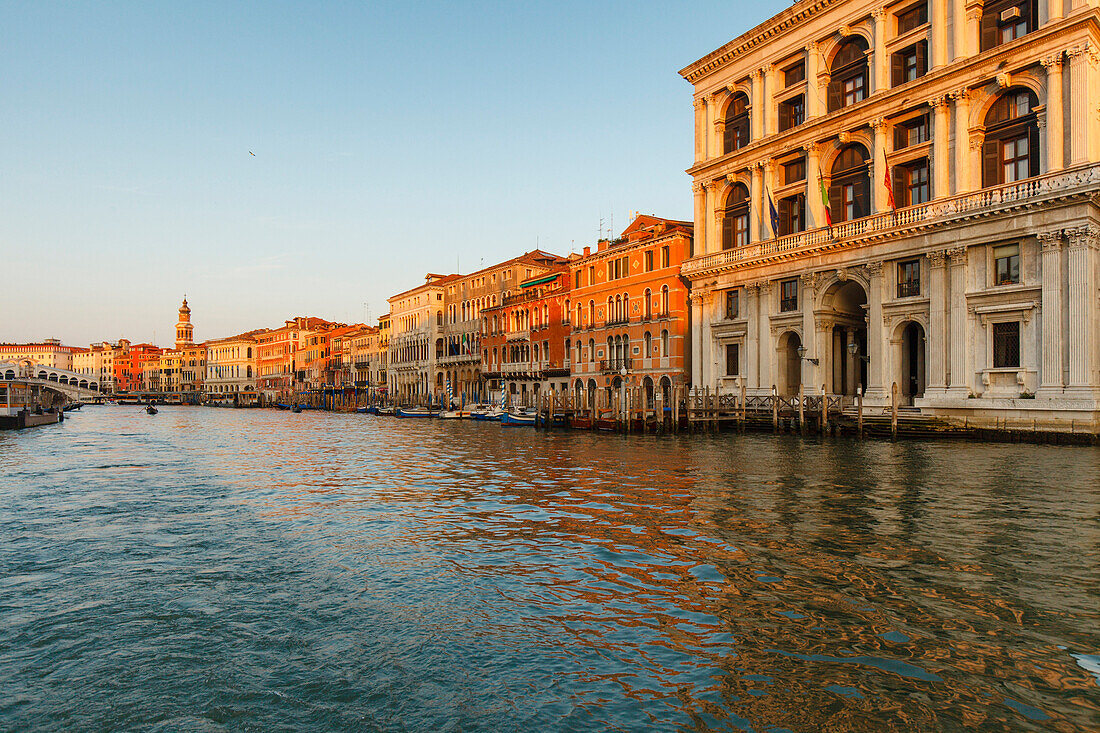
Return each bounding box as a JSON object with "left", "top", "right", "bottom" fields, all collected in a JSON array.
[
  {"left": 586, "top": 379, "right": 597, "bottom": 412},
  {"left": 824, "top": 280, "right": 868, "bottom": 396},
  {"left": 898, "top": 321, "right": 927, "bottom": 404},
  {"left": 777, "top": 331, "right": 802, "bottom": 397},
  {"left": 642, "top": 376, "right": 654, "bottom": 409}
]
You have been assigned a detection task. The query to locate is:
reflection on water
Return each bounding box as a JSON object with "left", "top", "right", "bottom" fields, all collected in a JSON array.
[{"left": 1, "top": 408, "right": 1098, "bottom": 731}]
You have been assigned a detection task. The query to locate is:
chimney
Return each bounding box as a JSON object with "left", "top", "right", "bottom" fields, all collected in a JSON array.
[{"left": 583, "top": 246, "right": 591, "bottom": 256}]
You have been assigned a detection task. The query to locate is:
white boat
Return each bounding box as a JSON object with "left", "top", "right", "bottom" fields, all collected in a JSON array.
[
  {"left": 501, "top": 407, "right": 536, "bottom": 426},
  {"left": 438, "top": 410, "right": 462, "bottom": 419}
]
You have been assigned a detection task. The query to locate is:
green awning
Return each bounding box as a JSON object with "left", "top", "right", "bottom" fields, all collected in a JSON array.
[{"left": 520, "top": 273, "right": 559, "bottom": 288}]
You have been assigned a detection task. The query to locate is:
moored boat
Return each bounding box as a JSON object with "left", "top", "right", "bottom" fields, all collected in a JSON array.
[
  {"left": 501, "top": 408, "right": 536, "bottom": 426},
  {"left": 438, "top": 410, "right": 462, "bottom": 419},
  {"left": 395, "top": 407, "right": 438, "bottom": 418}
]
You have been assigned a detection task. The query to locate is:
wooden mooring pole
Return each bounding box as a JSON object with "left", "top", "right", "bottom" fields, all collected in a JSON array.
[
  {"left": 891, "top": 381, "right": 899, "bottom": 439},
  {"left": 820, "top": 384, "right": 827, "bottom": 435},
  {"left": 857, "top": 386, "right": 863, "bottom": 437}
]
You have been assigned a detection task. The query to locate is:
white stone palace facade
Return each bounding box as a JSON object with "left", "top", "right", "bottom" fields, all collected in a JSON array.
[{"left": 681, "top": 0, "right": 1100, "bottom": 426}]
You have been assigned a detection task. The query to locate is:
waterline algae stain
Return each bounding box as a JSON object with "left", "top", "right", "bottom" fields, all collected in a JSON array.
[{"left": 1, "top": 408, "right": 1098, "bottom": 730}]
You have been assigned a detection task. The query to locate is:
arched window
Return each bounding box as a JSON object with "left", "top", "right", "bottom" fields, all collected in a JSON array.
[
  {"left": 623, "top": 293, "right": 630, "bottom": 322},
  {"left": 724, "top": 92, "right": 751, "bottom": 154},
  {"left": 722, "top": 184, "right": 750, "bottom": 250},
  {"left": 981, "top": 0, "right": 1037, "bottom": 51},
  {"left": 827, "top": 38, "right": 870, "bottom": 112},
  {"left": 983, "top": 88, "right": 1039, "bottom": 186},
  {"left": 564, "top": 299, "right": 570, "bottom": 323},
  {"left": 661, "top": 329, "right": 670, "bottom": 357},
  {"left": 588, "top": 300, "right": 595, "bottom": 324},
  {"left": 588, "top": 339, "right": 595, "bottom": 364},
  {"left": 644, "top": 288, "right": 652, "bottom": 319},
  {"left": 661, "top": 285, "right": 670, "bottom": 315},
  {"left": 828, "top": 144, "right": 871, "bottom": 223},
  {"left": 644, "top": 331, "right": 652, "bottom": 358},
  {"left": 606, "top": 296, "right": 614, "bottom": 323}
]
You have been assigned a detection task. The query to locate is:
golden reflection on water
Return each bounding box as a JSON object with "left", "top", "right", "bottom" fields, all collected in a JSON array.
[{"left": 96, "top": 409, "right": 1100, "bottom": 729}]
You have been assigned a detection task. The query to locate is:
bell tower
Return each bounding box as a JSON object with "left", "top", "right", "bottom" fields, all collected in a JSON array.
[{"left": 175, "top": 297, "right": 194, "bottom": 350}]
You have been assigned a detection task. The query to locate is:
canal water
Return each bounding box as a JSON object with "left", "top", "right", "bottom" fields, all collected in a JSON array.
[{"left": 1, "top": 408, "right": 1098, "bottom": 731}]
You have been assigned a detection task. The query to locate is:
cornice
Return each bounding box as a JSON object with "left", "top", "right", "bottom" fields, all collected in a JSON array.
[
  {"left": 686, "top": 15, "right": 1100, "bottom": 179},
  {"left": 679, "top": 0, "right": 839, "bottom": 84}
]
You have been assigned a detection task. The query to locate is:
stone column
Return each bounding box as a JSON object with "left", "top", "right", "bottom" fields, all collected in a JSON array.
[
  {"left": 1042, "top": 55, "right": 1064, "bottom": 171},
  {"left": 805, "top": 44, "right": 821, "bottom": 118},
  {"left": 946, "top": 247, "right": 969, "bottom": 396},
  {"left": 1038, "top": 230, "right": 1065, "bottom": 396},
  {"left": 963, "top": 5, "right": 980, "bottom": 59},
  {"left": 871, "top": 118, "right": 890, "bottom": 212},
  {"left": 865, "top": 262, "right": 886, "bottom": 400},
  {"left": 1065, "top": 225, "right": 1099, "bottom": 395},
  {"left": 872, "top": 7, "right": 887, "bottom": 93},
  {"left": 693, "top": 98, "right": 706, "bottom": 164},
  {"left": 692, "top": 182, "right": 706, "bottom": 255},
  {"left": 952, "top": 90, "right": 971, "bottom": 194},
  {"left": 1048, "top": 0, "right": 1063, "bottom": 22},
  {"left": 801, "top": 272, "right": 821, "bottom": 388},
  {"left": 758, "top": 282, "right": 774, "bottom": 391},
  {"left": 806, "top": 143, "right": 825, "bottom": 228},
  {"left": 967, "top": 129, "right": 984, "bottom": 193},
  {"left": 927, "top": 250, "right": 948, "bottom": 394},
  {"left": 952, "top": 0, "right": 967, "bottom": 60},
  {"left": 690, "top": 294, "right": 704, "bottom": 387},
  {"left": 707, "top": 93, "right": 723, "bottom": 160},
  {"left": 931, "top": 95, "right": 950, "bottom": 198},
  {"left": 762, "top": 65, "right": 777, "bottom": 137},
  {"left": 714, "top": 117, "right": 727, "bottom": 160},
  {"left": 702, "top": 292, "right": 717, "bottom": 388},
  {"left": 749, "top": 69, "right": 764, "bottom": 142},
  {"left": 746, "top": 284, "right": 760, "bottom": 390},
  {"left": 750, "top": 163, "right": 763, "bottom": 242},
  {"left": 931, "top": 0, "right": 948, "bottom": 68},
  {"left": 1067, "top": 42, "right": 1096, "bottom": 165},
  {"left": 762, "top": 159, "right": 776, "bottom": 239},
  {"left": 706, "top": 180, "right": 723, "bottom": 255}
]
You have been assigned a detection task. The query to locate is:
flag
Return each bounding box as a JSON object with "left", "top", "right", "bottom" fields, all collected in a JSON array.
[
  {"left": 818, "top": 176, "right": 832, "bottom": 228},
  {"left": 883, "top": 151, "right": 896, "bottom": 212},
  {"left": 766, "top": 187, "right": 779, "bottom": 238}
]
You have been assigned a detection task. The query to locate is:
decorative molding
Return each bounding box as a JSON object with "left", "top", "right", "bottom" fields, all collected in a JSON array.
[
  {"left": 968, "top": 129, "right": 984, "bottom": 150},
  {"left": 839, "top": 24, "right": 852, "bottom": 37},
  {"left": 759, "top": 281, "right": 774, "bottom": 294},
  {"left": 947, "top": 246, "right": 967, "bottom": 264},
  {"left": 950, "top": 88, "right": 971, "bottom": 103},
  {"left": 799, "top": 271, "right": 821, "bottom": 292},
  {"left": 706, "top": 179, "right": 724, "bottom": 192},
  {"left": 870, "top": 117, "right": 887, "bottom": 131},
  {"left": 693, "top": 97, "right": 706, "bottom": 110},
  {"left": 928, "top": 250, "right": 947, "bottom": 267},
  {"left": 864, "top": 261, "right": 884, "bottom": 277},
  {"left": 928, "top": 94, "right": 948, "bottom": 109},
  {"left": 1040, "top": 53, "right": 1063, "bottom": 70},
  {"left": 995, "top": 72, "right": 1011, "bottom": 89},
  {"left": 836, "top": 267, "right": 849, "bottom": 281},
  {"left": 692, "top": 182, "right": 705, "bottom": 194},
  {"left": 871, "top": 7, "right": 886, "bottom": 21},
  {"left": 838, "top": 131, "right": 851, "bottom": 144},
  {"left": 1036, "top": 229, "right": 1063, "bottom": 251},
  {"left": 1065, "top": 224, "right": 1100, "bottom": 249}
]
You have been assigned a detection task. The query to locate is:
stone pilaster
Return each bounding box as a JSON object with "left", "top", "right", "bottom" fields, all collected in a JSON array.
[
  {"left": 1037, "top": 230, "right": 1065, "bottom": 396},
  {"left": 946, "top": 246, "right": 969, "bottom": 396},
  {"left": 705, "top": 179, "right": 723, "bottom": 256},
  {"left": 952, "top": 89, "right": 971, "bottom": 194},
  {"left": 805, "top": 142, "right": 824, "bottom": 228},
  {"left": 805, "top": 44, "right": 820, "bottom": 119},
  {"left": 927, "top": 250, "right": 948, "bottom": 394},
  {"left": 1065, "top": 225, "right": 1099, "bottom": 396},
  {"left": 692, "top": 182, "right": 706, "bottom": 255},
  {"left": 693, "top": 98, "right": 706, "bottom": 164},
  {"left": 952, "top": 0, "right": 967, "bottom": 60},
  {"left": 864, "top": 261, "right": 886, "bottom": 400},
  {"left": 930, "top": 95, "right": 950, "bottom": 199},
  {"left": 931, "top": 0, "right": 947, "bottom": 68},
  {"left": 1042, "top": 55, "right": 1064, "bottom": 171},
  {"left": 1066, "top": 42, "right": 1096, "bottom": 166},
  {"left": 749, "top": 69, "right": 763, "bottom": 142},
  {"left": 800, "top": 272, "right": 822, "bottom": 388},
  {"left": 745, "top": 283, "right": 760, "bottom": 390},
  {"left": 871, "top": 118, "right": 889, "bottom": 212},
  {"left": 706, "top": 92, "right": 723, "bottom": 160},
  {"left": 750, "top": 163, "right": 763, "bottom": 243},
  {"left": 690, "top": 293, "right": 704, "bottom": 388},
  {"left": 872, "top": 7, "right": 887, "bottom": 93},
  {"left": 758, "top": 281, "right": 774, "bottom": 391},
  {"left": 1048, "top": 0, "right": 1063, "bottom": 22},
  {"left": 762, "top": 65, "right": 776, "bottom": 137},
  {"left": 762, "top": 159, "right": 776, "bottom": 239}
]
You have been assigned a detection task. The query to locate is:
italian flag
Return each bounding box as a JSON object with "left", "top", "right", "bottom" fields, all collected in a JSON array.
[{"left": 818, "top": 176, "right": 832, "bottom": 227}]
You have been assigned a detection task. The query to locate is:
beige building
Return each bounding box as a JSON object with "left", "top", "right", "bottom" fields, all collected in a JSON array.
[
  {"left": 681, "top": 0, "right": 1100, "bottom": 427},
  {"left": 0, "top": 339, "right": 80, "bottom": 371},
  {"left": 73, "top": 342, "right": 118, "bottom": 392},
  {"left": 205, "top": 331, "right": 263, "bottom": 403},
  {"left": 439, "top": 250, "right": 565, "bottom": 402},
  {"left": 347, "top": 325, "right": 387, "bottom": 393},
  {"left": 387, "top": 274, "right": 453, "bottom": 403}
]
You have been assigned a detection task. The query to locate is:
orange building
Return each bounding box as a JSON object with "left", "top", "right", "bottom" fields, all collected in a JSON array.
[
  {"left": 569, "top": 215, "right": 693, "bottom": 409},
  {"left": 256, "top": 317, "right": 335, "bottom": 402},
  {"left": 480, "top": 265, "right": 573, "bottom": 404},
  {"left": 113, "top": 340, "right": 163, "bottom": 392}
]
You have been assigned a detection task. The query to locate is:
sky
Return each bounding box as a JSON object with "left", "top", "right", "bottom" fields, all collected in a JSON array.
[{"left": 1, "top": 0, "right": 788, "bottom": 347}]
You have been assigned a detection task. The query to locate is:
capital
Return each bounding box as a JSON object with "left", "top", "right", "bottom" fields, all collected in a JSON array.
[
  {"left": 864, "top": 260, "right": 884, "bottom": 276},
  {"left": 927, "top": 94, "right": 948, "bottom": 109},
  {"left": 1041, "top": 53, "right": 1063, "bottom": 70},
  {"left": 951, "top": 88, "right": 971, "bottom": 103},
  {"left": 693, "top": 97, "right": 706, "bottom": 109},
  {"left": 870, "top": 117, "right": 887, "bottom": 131},
  {"left": 1036, "top": 229, "right": 1064, "bottom": 250},
  {"left": 947, "top": 246, "right": 967, "bottom": 264},
  {"left": 928, "top": 250, "right": 947, "bottom": 267},
  {"left": 713, "top": 209, "right": 726, "bottom": 223},
  {"left": 692, "top": 181, "right": 705, "bottom": 194},
  {"left": 805, "top": 42, "right": 818, "bottom": 55},
  {"left": 706, "top": 179, "right": 724, "bottom": 192},
  {"left": 871, "top": 7, "right": 886, "bottom": 21},
  {"left": 1065, "top": 224, "right": 1100, "bottom": 249},
  {"left": 726, "top": 83, "right": 740, "bottom": 95},
  {"left": 802, "top": 141, "right": 820, "bottom": 156},
  {"left": 749, "top": 68, "right": 762, "bottom": 81},
  {"left": 968, "top": 129, "right": 984, "bottom": 150}
]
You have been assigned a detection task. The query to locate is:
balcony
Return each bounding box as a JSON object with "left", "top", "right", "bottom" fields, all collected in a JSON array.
[
  {"left": 506, "top": 330, "right": 530, "bottom": 342},
  {"left": 681, "top": 164, "right": 1100, "bottom": 278},
  {"left": 896, "top": 280, "right": 921, "bottom": 298},
  {"left": 599, "top": 357, "right": 633, "bottom": 374},
  {"left": 606, "top": 316, "right": 630, "bottom": 326}
]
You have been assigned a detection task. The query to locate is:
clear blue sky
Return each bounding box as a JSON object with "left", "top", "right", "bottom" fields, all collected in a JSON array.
[{"left": 1, "top": 0, "right": 786, "bottom": 346}]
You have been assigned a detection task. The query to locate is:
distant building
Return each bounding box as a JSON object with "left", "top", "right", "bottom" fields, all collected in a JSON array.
[
  {"left": 205, "top": 330, "right": 264, "bottom": 404},
  {"left": 387, "top": 274, "right": 454, "bottom": 403},
  {"left": 0, "top": 339, "right": 81, "bottom": 371}
]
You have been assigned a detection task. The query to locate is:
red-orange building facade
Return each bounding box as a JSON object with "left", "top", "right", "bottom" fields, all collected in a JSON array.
[
  {"left": 480, "top": 265, "right": 573, "bottom": 403},
  {"left": 256, "top": 317, "right": 334, "bottom": 401},
  {"left": 568, "top": 215, "right": 693, "bottom": 408},
  {"left": 112, "top": 340, "right": 163, "bottom": 392}
]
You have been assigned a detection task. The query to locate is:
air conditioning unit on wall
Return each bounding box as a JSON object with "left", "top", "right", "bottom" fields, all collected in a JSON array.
[{"left": 1000, "top": 6, "right": 1022, "bottom": 21}]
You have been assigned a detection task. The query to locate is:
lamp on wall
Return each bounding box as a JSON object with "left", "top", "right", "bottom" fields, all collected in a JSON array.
[
  {"left": 847, "top": 341, "right": 870, "bottom": 363},
  {"left": 797, "top": 345, "right": 818, "bottom": 365}
]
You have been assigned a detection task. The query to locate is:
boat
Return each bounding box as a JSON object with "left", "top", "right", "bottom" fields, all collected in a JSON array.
[
  {"left": 395, "top": 407, "right": 438, "bottom": 418},
  {"left": 145, "top": 405, "right": 158, "bottom": 415},
  {"left": 363, "top": 405, "right": 380, "bottom": 415},
  {"left": 501, "top": 408, "right": 536, "bottom": 426},
  {"left": 438, "top": 410, "right": 462, "bottom": 419},
  {"left": 376, "top": 407, "right": 395, "bottom": 416},
  {"left": 291, "top": 405, "right": 302, "bottom": 413},
  {"left": 470, "top": 405, "right": 504, "bottom": 421},
  {"left": 64, "top": 401, "right": 84, "bottom": 411},
  {"left": 355, "top": 406, "right": 369, "bottom": 414},
  {"left": 275, "top": 403, "right": 292, "bottom": 410}
]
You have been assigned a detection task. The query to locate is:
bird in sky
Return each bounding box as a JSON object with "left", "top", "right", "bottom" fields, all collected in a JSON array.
[{"left": 249, "top": 151, "right": 255, "bottom": 156}]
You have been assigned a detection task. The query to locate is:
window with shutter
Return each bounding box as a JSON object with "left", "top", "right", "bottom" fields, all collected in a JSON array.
[{"left": 983, "top": 88, "right": 1039, "bottom": 186}]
